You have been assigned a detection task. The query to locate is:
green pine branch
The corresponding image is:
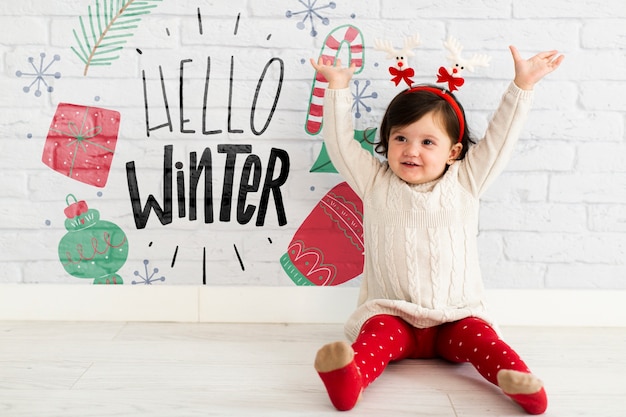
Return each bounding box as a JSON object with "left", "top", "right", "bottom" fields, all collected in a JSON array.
[{"left": 71, "top": 0, "right": 162, "bottom": 76}]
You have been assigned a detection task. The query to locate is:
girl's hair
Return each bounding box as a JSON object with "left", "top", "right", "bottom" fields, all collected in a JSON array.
[{"left": 374, "top": 85, "right": 475, "bottom": 159}]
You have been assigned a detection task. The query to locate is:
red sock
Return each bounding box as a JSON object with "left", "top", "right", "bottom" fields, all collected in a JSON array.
[
  {"left": 315, "top": 315, "right": 414, "bottom": 410},
  {"left": 316, "top": 354, "right": 363, "bottom": 411},
  {"left": 436, "top": 317, "right": 548, "bottom": 415},
  {"left": 506, "top": 388, "right": 548, "bottom": 415}
]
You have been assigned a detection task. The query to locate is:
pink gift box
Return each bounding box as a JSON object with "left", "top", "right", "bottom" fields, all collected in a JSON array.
[{"left": 42, "top": 103, "right": 120, "bottom": 188}]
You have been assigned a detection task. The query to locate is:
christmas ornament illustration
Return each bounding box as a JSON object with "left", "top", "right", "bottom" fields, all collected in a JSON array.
[
  {"left": 42, "top": 103, "right": 120, "bottom": 188},
  {"left": 374, "top": 34, "right": 421, "bottom": 87},
  {"left": 280, "top": 182, "right": 364, "bottom": 286},
  {"left": 58, "top": 194, "right": 129, "bottom": 284}
]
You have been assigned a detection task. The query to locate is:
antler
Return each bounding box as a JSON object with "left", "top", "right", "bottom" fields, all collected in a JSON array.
[
  {"left": 401, "top": 34, "right": 421, "bottom": 57},
  {"left": 375, "top": 34, "right": 421, "bottom": 59},
  {"left": 464, "top": 53, "right": 491, "bottom": 72},
  {"left": 374, "top": 39, "right": 399, "bottom": 59},
  {"left": 443, "top": 36, "right": 491, "bottom": 72},
  {"left": 443, "top": 36, "right": 464, "bottom": 63}
]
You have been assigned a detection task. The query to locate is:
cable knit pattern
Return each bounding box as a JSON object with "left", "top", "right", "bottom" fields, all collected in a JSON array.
[
  {"left": 322, "top": 83, "right": 534, "bottom": 342},
  {"left": 383, "top": 225, "right": 402, "bottom": 299},
  {"left": 405, "top": 227, "right": 420, "bottom": 304},
  {"left": 369, "top": 224, "right": 390, "bottom": 299},
  {"left": 428, "top": 227, "right": 440, "bottom": 309}
]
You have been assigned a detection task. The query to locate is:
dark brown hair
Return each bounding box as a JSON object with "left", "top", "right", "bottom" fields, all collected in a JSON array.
[{"left": 374, "top": 85, "right": 475, "bottom": 159}]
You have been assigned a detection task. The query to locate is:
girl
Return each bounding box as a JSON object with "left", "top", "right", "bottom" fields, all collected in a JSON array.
[{"left": 310, "top": 45, "right": 564, "bottom": 414}]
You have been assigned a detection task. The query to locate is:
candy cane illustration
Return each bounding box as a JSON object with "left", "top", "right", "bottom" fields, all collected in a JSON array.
[{"left": 305, "top": 24, "right": 364, "bottom": 135}]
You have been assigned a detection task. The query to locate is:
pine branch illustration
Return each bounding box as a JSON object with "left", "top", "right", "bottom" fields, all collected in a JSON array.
[{"left": 71, "top": 0, "right": 162, "bottom": 76}]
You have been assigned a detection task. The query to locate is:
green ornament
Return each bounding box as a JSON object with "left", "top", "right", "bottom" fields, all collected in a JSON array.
[{"left": 58, "top": 194, "right": 128, "bottom": 284}]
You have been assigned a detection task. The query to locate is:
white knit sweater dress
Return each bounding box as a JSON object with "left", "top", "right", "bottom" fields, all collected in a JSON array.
[{"left": 322, "top": 82, "right": 534, "bottom": 342}]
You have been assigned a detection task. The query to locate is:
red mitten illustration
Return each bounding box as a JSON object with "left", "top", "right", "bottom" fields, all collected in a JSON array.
[{"left": 281, "top": 182, "right": 364, "bottom": 286}]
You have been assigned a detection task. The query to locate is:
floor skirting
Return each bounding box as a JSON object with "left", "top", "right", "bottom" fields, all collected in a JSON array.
[{"left": 0, "top": 284, "right": 624, "bottom": 326}]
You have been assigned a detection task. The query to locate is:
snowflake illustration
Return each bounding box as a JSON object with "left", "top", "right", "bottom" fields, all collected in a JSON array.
[
  {"left": 352, "top": 80, "right": 377, "bottom": 119},
  {"left": 286, "top": 0, "right": 336, "bottom": 37},
  {"left": 132, "top": 259, "right": 166, "bottom": 285},
  {"left": 15, "top": 53, "right": 61, "bottom": 97}
]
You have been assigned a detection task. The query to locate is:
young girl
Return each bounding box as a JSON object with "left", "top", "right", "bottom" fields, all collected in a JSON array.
[{"left": 310, "top": 46, "right": 564, "bottom": 415}]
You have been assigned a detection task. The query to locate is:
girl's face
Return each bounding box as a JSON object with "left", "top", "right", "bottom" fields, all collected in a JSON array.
[{"left": 387, "top": 111, "right": 463, "bottom": 185}]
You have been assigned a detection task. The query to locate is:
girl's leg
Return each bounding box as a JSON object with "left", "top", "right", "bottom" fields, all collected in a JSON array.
[
  {"left": 314, "top": 314, "right": 415, "bottom": 411},
  {"left": 435, "top": 317, "right": 547, "bottom": 415}
]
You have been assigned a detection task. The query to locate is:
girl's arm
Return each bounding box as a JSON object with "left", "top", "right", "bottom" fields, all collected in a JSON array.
[
  {"left": 510, "top": 46, "right": 564, "bottom": 91},
  {"left": 459, "top": 47, "right": 564, "bottom": 196},
  {"left": 311, "top": 58, "right": 382, "bottom": 197}
]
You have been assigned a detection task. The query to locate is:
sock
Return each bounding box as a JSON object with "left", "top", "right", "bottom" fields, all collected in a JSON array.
[
  {"left": 498, "top": 370, "right": 548, "bottom": 415},
  {"left": 314, "top": 315, "right": 415, "bottom": 411},
  {"left": 436, "top": 317, "right": 548, "bottom": 415},
  {"left": 314, "top": 341, "right": 363, "bottom": 411},
  {"left": 504, "top": 390, "right": 547, "bottom": 415}
]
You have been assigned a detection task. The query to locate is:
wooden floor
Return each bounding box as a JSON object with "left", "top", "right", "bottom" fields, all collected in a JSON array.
[{"left": 0, "top": 321, "right": 624, "bottom": 416}]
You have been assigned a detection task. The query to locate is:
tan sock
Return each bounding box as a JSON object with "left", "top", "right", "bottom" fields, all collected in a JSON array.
[
  {"left": 497, "top": 369, "right": 543, "bottom": 395},
  {"left": 314, "top": 341, "right": 363, "bottom": 411},
  {"left": 314, "top": 341, "right": 354, "bottom": 373}
]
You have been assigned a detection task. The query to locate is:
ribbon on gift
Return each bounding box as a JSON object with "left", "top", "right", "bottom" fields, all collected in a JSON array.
[{"left": 48, "top": 108, "right": 115, "bottom": 179}]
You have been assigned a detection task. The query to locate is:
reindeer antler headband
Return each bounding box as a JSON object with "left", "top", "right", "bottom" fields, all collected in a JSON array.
[
  {"left": 375, "top": 35, "right": 491, "bottom": 143},
  {"left": 373, "top": 34, "right": 421, "bottom": 88},
  {"left": 436, "top": 36, "right": 491, "bottom": 92}
]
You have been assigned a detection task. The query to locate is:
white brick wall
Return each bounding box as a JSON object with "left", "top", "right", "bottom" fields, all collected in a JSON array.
[{"left": 0, "top": 0, "right": 625, "bottom": 289}]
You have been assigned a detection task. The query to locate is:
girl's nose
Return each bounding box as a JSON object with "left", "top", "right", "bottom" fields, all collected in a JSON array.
[{"left": 403, "top": 143, "right": 419, "bottom": 156}]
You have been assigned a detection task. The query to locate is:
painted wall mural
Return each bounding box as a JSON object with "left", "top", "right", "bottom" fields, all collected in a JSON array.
[
  {"left": 71, "top": 0, "right": 163, "bottom": 76},
  {"left": 280, "top": 181, "right": 363, "bottom": 286},
  {"left": 5, "top": 1, "right": 455, "bottom": 286},
  {"left": 59, "top": 194, "right": 129, "bottom": 284},
  {"left": 43, "top": 103, "right": 121, "bottom": 187},
  {"left": 4, "top": 1, "right": 623, "bottom": 290}
]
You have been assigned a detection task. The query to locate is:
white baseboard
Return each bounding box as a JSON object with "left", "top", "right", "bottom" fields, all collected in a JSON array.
[{"left": 0, "top": 285, "right": 624, "bottom": 327}]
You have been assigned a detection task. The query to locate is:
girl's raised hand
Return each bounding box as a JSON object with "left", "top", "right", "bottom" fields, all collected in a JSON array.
[
  {"left": 310, "top": 57, "right": 357, "bottom": 90},
  {"left": 510, "top": 45, "right": 564, "bottom": 90}
]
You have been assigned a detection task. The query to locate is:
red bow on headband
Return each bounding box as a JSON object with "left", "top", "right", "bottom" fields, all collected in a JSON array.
[
  {"left": 436, "top": 66, "right": 464, "bottom": 92},
  {"left": 389, "top": 66, "right": 415, "bottom": 87}
]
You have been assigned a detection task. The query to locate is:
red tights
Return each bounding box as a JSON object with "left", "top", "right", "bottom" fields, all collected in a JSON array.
[{"left": 317, "top": 315, "right": 547, "bottom": 414}]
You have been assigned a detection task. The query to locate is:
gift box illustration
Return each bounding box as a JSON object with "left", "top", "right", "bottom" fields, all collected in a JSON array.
[
  {"left": 281, "top": 182, "right": 364, "bottom": 286},
  {"left": 42, "top": 103, "right": 120, "bottom": 188}
]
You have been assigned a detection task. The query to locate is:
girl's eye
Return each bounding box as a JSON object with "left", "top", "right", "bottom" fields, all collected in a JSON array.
[
  {"left": 423, "top": 139, "right": 433, "bottom": 145},
  {"left": 394, "top": 136, "right": 407, "bottom": 142}
]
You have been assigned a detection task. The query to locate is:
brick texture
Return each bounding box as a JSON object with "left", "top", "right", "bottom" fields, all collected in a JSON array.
[{"left": 0, "top": 0, "right": 624, "bottom": 288}]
